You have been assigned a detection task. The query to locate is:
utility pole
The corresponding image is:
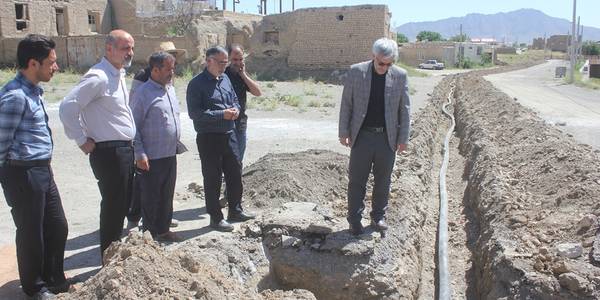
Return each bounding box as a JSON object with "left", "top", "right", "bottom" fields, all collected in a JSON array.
[
  {"left": 279, "top": 0, "right": 282, "bottom": 13},
  {"left": 223, "top": 0, "right": 226, "bottom": 11},
  {"left": 576, "top": 16, "right": 580, "bottom": 58},
  {"left": 292, "top": 0, "right": 294, "bottom": 11},
  {"left": 569, "top": 0, "right": 576, "bottom": 83}
]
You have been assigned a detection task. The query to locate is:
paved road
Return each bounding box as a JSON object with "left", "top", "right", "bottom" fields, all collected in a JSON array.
[{"left": 485, "top": 60, "right": 600, "bottom": 149}]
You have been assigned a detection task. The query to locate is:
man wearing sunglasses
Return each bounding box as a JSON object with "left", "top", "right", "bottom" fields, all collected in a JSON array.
[
  {"left": 186, "top": 46, "right": 255, "bottom": 232},
  {"left": 338, "top": 38, "right": 411, "bottom": 235}
]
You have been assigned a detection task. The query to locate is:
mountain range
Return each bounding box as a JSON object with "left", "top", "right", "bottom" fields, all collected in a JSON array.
[{"left": 395, "top": 9, "right": 600, "bottom": 43}]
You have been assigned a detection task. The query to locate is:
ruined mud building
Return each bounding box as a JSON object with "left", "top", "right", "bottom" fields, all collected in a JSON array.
[{"left": 0, "top": 1, "right": 393, "bottom": 76}]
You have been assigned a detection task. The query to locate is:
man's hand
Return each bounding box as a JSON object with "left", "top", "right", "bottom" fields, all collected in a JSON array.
[
  {"left": 136, "top": 158, "right": 150, "bottom": 171},
  {"left": 79, "top": 138, "right": 96, "bottom": 154},
  {"left": 339, "top": 136, "right": 351, "bottom": 147},
  {"left": 397, "top": 144, "right": 407, "bottom": 152},
  {"left": 224, "top": 108, "right": 239, "bottom": 120},
  {"left": 239, "top": 61, "right": 246, "bottom": 74}
]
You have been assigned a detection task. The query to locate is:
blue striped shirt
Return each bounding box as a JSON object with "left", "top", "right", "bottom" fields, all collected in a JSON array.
[
  {"left": 131, "top": 79, "right": 181, "bottom": 160},
  {"left": 0, "top": 72, "right": 53, "bottom": 166},
  {"left": 186, "top": 69, "right": 240, "bottom": 134}
]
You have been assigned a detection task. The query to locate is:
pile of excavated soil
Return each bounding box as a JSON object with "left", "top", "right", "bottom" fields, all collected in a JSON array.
[
  {"left": 242, "top": 149, "right": 349, "bottom": 217},
  {"left": 58, "top": 230, "right": 315, "bottom": 300},
  {"left": 455, "top": 73, "right": 600, "bottom": 299}
]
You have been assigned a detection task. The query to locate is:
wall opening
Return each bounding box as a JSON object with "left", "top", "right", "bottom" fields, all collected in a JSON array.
[
  {"left": 264, "top": 31, "right": 279, "bottom": 45},
  {"left": 15, "top": 3, "right": 30, "bottom": 31},
  {"left": 56, "top": 8, "right": 67, "bottom": 36},
  {"left": 88, "top": 11, "right": 99, "bottom": 33},
  {"left": 336, "top": 14, "right": 344, "bottom": 21}
]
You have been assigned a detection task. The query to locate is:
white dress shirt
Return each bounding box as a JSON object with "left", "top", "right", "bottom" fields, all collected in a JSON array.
[{"left": 60, "top": 57, "right": 136, "bottom": 146}]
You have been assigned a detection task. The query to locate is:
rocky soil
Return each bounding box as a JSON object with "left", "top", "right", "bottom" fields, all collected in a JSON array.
[
  {"left": 453, "top": 72, "right": 600, "bottom": 299},
  {"left": 54, "top": 63, "right": 600, "bottom": 299}
]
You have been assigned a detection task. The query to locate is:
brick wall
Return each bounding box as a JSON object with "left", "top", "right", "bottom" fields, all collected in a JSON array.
[
  {"left": 0, "top": 0, "right": 111, "bottom": 38},
  {"left": 250, "top": 5, "right": 391, "bottom": 70}
]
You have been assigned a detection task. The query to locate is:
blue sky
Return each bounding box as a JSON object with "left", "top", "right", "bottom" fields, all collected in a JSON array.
[{"left": 229, "top": 0, "right": 600, "bottom": 29}]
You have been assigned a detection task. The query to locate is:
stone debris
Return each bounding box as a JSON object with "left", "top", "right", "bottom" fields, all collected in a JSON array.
[{"left": 556, "top": 243, "right": 583, "bottom": 259}]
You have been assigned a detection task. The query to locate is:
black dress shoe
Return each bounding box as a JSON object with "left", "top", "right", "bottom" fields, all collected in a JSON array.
[
  {"left": 371, "top": 219, "right": 389, "bottom": 231},
  {"left": 32, "top": 290, "right": 55, "bottom": 300},
  {"left": 227, "top": 211, "right": 256, "bottom": 222},
  {"left": 349, "top": 223, "right": 364, "bottom": 236},
  {"left": 210, "top": 219, "right": 234, "bottom": 232},
  {"left": 47, "top": 279, "right": 70, "bottom": 294}
]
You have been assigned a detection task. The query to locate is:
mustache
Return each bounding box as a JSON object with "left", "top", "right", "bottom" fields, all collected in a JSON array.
[{"left": 124, "top": 56, "right": 133, "bottom": 68}]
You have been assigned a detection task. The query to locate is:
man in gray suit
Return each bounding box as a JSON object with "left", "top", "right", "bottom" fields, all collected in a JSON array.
[{"left": 338, "top": 38, "right": 411, "bottom": 235}]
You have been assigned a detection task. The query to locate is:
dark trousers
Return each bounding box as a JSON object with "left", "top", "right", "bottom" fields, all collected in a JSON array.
[
  {"left": 139, "top": 156, "right": 176, "bottom": 236},
  {"left": 127, "top": 170, "right": 142, "bottom": 223},
  {"left": 235, "top": 127, "right": 247, "bottom": 162},
  {"left": 89, "top": 145, "right": 134, "bottom": 254},
  {"left": 196, "top": 132, "right": 243, "bottom": 222},
  {"left": 0, "top": 165, "right": 68, "bottom": 296},
  {"left": 347, "top": 130, "right": 396, "bottom": 225}
]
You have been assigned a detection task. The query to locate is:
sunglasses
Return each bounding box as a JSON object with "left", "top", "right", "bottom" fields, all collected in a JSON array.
[{"left": 377, "top": 61, "right": 393, "bottom": 67}]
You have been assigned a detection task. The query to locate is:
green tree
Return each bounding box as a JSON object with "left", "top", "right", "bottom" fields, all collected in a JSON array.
[
  {"left": 449, "top": 34, "right": 469, "bottom": 42},
  {"left": 416, "top": 31, "right": 444, "bottom": 42},
  {"left": 582, "top": 41, "right": 600, "bottom": 55},
  {"left": 396, "top": 33, "right": 409, "bottom": 44}
]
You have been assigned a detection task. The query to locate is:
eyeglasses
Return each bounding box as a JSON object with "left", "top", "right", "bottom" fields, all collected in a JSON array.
[
  {"left": 209, "top": 57, "right": 228, "bottom": 65},
  {"left": 377, "top": 61, "right": 393, "bottom": 67}
]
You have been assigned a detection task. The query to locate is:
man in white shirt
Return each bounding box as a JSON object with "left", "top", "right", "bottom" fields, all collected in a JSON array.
[{"left": 59, "top": 30, "right": 136, "bottom": 257}]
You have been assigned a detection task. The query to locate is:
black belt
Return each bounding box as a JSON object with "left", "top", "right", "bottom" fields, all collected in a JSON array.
[
  {"left": 362, "top": 126, "right": 386, "bottom": 133},
  {"left": 95, "top": 140, "right": 133, "bottom": 149},
  {"left": 5, "top": 159, "right": 51, "bottom": 167}
]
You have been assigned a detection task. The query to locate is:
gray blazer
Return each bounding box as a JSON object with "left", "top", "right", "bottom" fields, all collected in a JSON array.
[{"left": 338, "top": 60, "right": 411, "bottom": 152}]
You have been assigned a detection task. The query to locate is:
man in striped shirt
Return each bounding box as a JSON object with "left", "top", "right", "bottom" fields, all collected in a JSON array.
[{"left": 0, "top": 34, "right": 68, "bottom": 299}]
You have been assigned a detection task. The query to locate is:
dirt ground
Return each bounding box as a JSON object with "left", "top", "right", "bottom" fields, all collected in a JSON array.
[
  {"left": 2, "top": 58, "right": 600, "bottom": 299},
  {"left": 0, "top": 68, "right": 443, "bottom": 298}
]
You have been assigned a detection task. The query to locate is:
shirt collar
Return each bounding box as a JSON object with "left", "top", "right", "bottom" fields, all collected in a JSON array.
[
  {"left": 202, "top": 68, "right": 222, "bottom": 81},
  {"left": 16, "top": 72, "right": 44, "bottom": 96},
  {"left": 148, "top": 78, "right": 168, "bottom": 90},
  {"left": 100, "top": 57, "right": 124, "bottom": 77}
]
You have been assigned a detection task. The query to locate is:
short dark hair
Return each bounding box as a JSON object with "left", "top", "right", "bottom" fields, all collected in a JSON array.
[
  {"left": 205, "top": 46, "right": 227, "bottom": 60},
  {"left": 133, "top": 67, "right": 151, "bottom": 82},
  {"left": 148, "top": 52, "right": 175, "bottom": 70},
  {"left": 17, "top": 34, "right": 56, "bottom": 69}
]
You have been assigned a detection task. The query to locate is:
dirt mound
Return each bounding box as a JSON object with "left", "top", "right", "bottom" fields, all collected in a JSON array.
[
  {"left": 58, "top": 232, "right": 251, "bottom": 299},
  {"left": 242, "top": 149, "right": 348, "bottom": 217},
  {"left": 58, "top": 230, "right": 318, "bottom": 300},
  {"left": 455, "top": 73, "right": 600, "bottom": 299}
]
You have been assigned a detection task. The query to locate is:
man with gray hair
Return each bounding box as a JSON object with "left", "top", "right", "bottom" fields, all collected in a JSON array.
[
  {"left": 186, "top": 46, "right": 255, "bottom": 232},
  {"left": 338, "top": 37, "right": 411, "bottom": 235},
  {"left": 130, "top": 52, "right": 183, "bottom": 242},
  {"left": 60, "top": 29, "right": 136, "bottom": 256}
]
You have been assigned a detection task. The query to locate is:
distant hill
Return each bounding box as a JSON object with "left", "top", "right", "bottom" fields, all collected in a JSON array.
[{"left": 396, "top": 9, "right": 600, "bottom": 43}]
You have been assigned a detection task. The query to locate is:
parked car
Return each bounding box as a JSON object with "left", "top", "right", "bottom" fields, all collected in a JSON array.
[{"left": 418, "top": 60, "right": 445, "bottom": 70}]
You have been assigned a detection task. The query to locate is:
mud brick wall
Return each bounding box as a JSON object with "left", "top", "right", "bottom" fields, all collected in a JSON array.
[
  {"left": 0, "top": 0, "right": 111, "bottom": 38},
  {"left": 288, "top": 5, "right": 390, "bottom": 69},
  {"left": 251, "top": 5, "right": 391, "bottom": 70}
]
